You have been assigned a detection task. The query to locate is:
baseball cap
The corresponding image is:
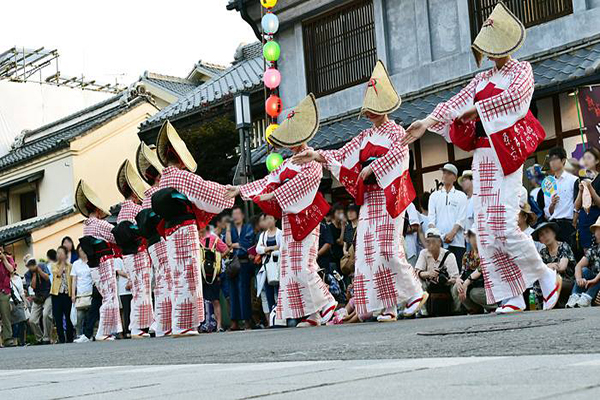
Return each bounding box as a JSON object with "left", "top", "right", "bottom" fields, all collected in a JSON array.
[{"left": 441, "top": 163, "right": 458, "bottom": 176}]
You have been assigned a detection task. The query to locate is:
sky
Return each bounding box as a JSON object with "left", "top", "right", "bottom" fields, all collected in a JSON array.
[{"left": 0, "top": 0, "right": 256, "bottom": 154}]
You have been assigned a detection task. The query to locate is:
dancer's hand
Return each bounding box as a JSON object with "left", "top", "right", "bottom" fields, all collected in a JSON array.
[
  {"left": 402, "top": 118, "right": 433, "bottom": 145},
  {"left": 225, "top": 185, "right": 240, "bottom": 200},
  {"left": 292, "top": 149, "right": 318, "bottom": 165},
  {"left": 359, "top": 166, "right": 373, "bottom": 181},
  {"left": 258, "top": 193, "right": 275, "bottom": 202},
  {"left": 459, "top": 106, "right": 478, "bottom": 122}
]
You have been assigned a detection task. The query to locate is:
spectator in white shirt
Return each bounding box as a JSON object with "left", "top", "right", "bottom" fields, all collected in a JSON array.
[
  {"left": 459, "top": 170, "right": 474, "bottom": 248},
  {"left": 428, "top": 163, "right": 468, "bottom": 270},
  {"left": 70, "top": 245, "right": 93, "bottom": 339},
  {"left": 404, "top": 202, "right": 421, "bottom": 267},
  {"left": 537, "top": 147, "right": 579, "bottom": 250}
]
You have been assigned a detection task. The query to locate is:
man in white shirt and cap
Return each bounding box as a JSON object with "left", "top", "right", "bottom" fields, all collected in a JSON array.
[{"left": 428, "top": 163, "right": 468, "bottom": 270}]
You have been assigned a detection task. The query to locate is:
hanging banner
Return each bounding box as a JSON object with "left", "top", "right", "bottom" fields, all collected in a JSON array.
[{"left": 578, "top": 87, "right": 600, "bottom": 149}]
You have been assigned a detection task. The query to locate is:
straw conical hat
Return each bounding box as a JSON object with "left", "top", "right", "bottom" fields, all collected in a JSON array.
[
  {"left": 75, "top": 179, "right": 110, "bottom": 218},
  {"left": 136, "top": 142, "right": 164, "bottom": 184},
  {"left": 269, "top": 94, "right": 319, "bottom": 148},
  {"left": 116, "top": 159, "right": 148, "bottom": 201},
  {"left": 472, "top": 1, "right": 526, "bottom": 67},
  {"left": 360, "top": 60, "right": 401, "bottom": 116},
  {"left": 156, "top": 120, "right": 197, "bottom": 172}
]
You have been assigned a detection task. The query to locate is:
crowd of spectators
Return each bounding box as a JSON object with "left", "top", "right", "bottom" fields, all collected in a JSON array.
[{"left": 2, "top": 146, "right": 600, "bottom": 346}]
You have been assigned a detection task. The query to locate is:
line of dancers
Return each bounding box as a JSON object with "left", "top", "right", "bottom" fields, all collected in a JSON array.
[{"left": 73, "top": 2, "right": 562, "bottom": 340}]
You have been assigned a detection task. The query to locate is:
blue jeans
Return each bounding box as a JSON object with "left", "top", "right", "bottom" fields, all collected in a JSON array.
[
  {"left": 572, "top": 267, "right": 600, "bottom": 299},
  {"left": 228, "top": 262, "right": 253, "bottom": 321}
]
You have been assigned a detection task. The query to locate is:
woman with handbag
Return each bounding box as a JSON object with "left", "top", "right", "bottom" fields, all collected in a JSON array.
[
  {"left": 256, "top": 214, "right": 282, "bottom": 325},
  {"left": 294, "top": 62, "right": 425, "bottom": 322},
  {"left": 226, "top": 94, "right": 337, "bottom": 328},
  {"left": 402, "top": 2, "right": 560, "bottom": 313},
  {"left": 70, "top": 245, "right": 93, "bottom": 340},
  {"left": 10, "top": 270, "right": 27, "bottom": 346},
  {"left": 50, "top": 246, "right": 74, "bottom": 344}
]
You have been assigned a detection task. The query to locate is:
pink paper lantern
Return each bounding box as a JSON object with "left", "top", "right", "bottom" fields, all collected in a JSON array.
[{"left": 263, "top": 68, "right": 281, "bottom": 90}]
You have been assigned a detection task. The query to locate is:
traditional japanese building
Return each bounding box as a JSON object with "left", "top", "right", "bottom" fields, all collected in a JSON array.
[{"left": 228, "top": 0, "right": 600, "bottom": 196}]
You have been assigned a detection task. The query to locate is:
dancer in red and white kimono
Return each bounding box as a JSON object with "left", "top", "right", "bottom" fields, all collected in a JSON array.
[
  {"left": 75, "top": 180, "right": 122, "bottom": 340},
  {"left": 154, "top": 121, "right": 234, "bottom": 337},
  {"left": 135, "top": 143, "right": 173, "bottom": 337},
  {"left": 294, "top": 63, "right": 425, "bottom": 322},
  {"left": 115, "top": 160, "right": 154, "bottom": 338},
  {"left": 403, "top": 2, "right": 561, "bottom": 313},
  {"left": 226, "top": 94, "right": 337, "bottom": 327}
]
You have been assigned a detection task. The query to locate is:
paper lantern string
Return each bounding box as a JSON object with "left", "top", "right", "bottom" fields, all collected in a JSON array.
[{"left": 368, "top": 78, "right": 378, "bottom": 95}]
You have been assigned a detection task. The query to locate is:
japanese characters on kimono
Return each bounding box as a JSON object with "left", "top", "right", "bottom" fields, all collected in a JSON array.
[{"left": 429, "top": 59, "right": 545, "bottom": 175}]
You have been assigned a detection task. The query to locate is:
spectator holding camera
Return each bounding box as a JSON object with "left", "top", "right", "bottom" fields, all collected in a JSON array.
[
  {"left": 0, "top": 243, "right": 16, "bottom": 347},
  {"left": 457, "top": 230, "right": 495, "bottom": 313},
  {"left": 24, "top": 256, "right": 52, "bottom": 345},
  {"left": 415, "top": 228, "right": 461, "bottom": 315}
]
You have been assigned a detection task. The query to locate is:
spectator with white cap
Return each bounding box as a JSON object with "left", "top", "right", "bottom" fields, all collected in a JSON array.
[
  {"left": 415, "top": 228, "right": 461, "bottom": 315},
  {"left": 428, "top": 163, "right": 468, "bottom": 270}
]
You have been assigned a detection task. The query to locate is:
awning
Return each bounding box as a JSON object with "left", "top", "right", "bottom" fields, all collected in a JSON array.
[{"left": 0, "top": 170, "right": 44, "bottom": 191}]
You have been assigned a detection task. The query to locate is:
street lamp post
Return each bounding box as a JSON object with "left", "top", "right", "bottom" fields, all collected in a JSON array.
[{"left": 234, "top": 92, "right": 253, "bottom": 216}]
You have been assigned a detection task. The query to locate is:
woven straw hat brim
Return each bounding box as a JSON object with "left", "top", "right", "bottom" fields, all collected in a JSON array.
[
  {"left": 75, "top": 179, "right": 110, "bottom": 218},
  {"left": 136, "top": 143, "right": 164, "bottom": 184},
  {"left": 360, "top": 60, "right": 401, "bottom": 116},
  {"left": 156, "top": 120, "right": 197, "bottom": 172},
  {"left": 116, "top": 160, "right": 148, "bottom": 201},
  {"left": 269, "top": 94, "right": 319, "bottom": 148},
  {"left": 471, "top": 2, "right": 526, "bottom": 66}
]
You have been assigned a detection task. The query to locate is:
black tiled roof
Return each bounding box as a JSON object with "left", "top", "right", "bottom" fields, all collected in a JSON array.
[
  {"left": 140, "top": 42, "right": 264, "bottom": 131},
  {"left": 251, "top": 35, "right": 600, "bottom": 166},
  {"left": 143, "top": 75, "right": 197, "bottom": 97},
  {"left": 0, "top": 208, "right": 74, "bottom": 244},
  {"left": 0, "top": 93, "right": 148, "bottom": 172}
]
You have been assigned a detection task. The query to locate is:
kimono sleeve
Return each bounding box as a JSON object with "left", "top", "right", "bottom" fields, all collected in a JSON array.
[
  {"left": 239, "top": 168, "right": 281, "bottom": 201},
  {"left": 273, "top": 161, "right": 322, "bottom": 213},
  {"left": 178, "top": 170, "right": 234, "bottom": 213},
  {"left": 97, "top": 220, "right": 116, "bottom": 243},
  {"left": 474, "top": 61, "right": 534, "bottom": 134},
  {"left": 428, "top": 75, "right": 480, "bottom": 141},
  {"left": 317, "top": 130, "right": 365, "bottom": 168}
]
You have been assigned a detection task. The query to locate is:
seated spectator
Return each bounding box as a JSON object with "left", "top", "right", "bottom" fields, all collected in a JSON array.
[
  {"left": 24, "top": 256, "right": 52, "bottom": 345},
  {"left": 532, "top": 222, "right": 575, "bottom": 307},
  {"left": 50, "top": 246, "right": 74, "bottom": 344},
  {"left": 415, "top": 228, "right": 460, "bottom": 316},
  {"left": 518, "top": 204, "right": 544, "bottom": 252},
  {"left": 567, "top": 217, "right": 600, "bottom": 308},
  {"left": 199, "top": 225, "right": 230, "bottom": 333},
  {"left": 0, "top": 244, "right": 16, "bottom": 347},
  {"left": 456, "top": 230, "right": 496, "bottom": 313},
  {"left": 343, "top": 204, "right": 359, "bottom": 256},
  {"left": 70, "top": 245, "right": 93, "bottom": 339}
]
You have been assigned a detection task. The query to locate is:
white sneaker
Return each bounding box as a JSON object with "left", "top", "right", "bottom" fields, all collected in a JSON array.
[
  {"left": 566, "top": 294, "right": 580, "bottom": 308},
  {"left": 576, "top": 293, "right": 593, "bottom": 308},
  {"left": 74, "top": 335, "right": 90, "bottom": 344}
]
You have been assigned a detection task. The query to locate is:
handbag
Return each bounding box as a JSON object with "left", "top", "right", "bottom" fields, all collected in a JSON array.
[
  {"left": 75, "top": 293, "right": 92, "bottom": 309},
  {"left": 225, "top": 254, "right": 241, "bottom": 280},
  {"left": 264, "top": 255, "right": 279, "bottom": 286},
  {"left": 340, "top": 228, "right": 357, "bottom": 275},
  {"left": 201, "top": 237, "right": 222, "bottom": 285}
]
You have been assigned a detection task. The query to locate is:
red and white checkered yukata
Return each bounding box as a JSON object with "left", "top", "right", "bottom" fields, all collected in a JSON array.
[
  {"left": 318, "top": 121, "right": 423, "bottom": 315},
  {"left": 158, "top": 166, "right": 233, "bottom": 334},
  {"left": 142, "top": 186, "right": 173, "bottom": 337},
  {"left": 428, "top": 59, "right": 551, "bottom": 304},
  {"left": 83, "top": 217, "right": 122, "bottom": 339},
  {"left": 239, "top": 155, "right": 335, "bottom": 320},
  {"left": 117, "top": 199, "right": 154, "bottom": 335}
]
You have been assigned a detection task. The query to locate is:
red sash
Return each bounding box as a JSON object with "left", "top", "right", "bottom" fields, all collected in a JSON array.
[
  {"left": 450, "top": 82, "right": 545, "bottom": 175},
  {"left": 252, "top": 169, "right": 330, "bottom": 241}
]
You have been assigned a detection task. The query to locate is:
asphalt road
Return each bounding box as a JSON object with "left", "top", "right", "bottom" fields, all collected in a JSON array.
[{"left": 2, "top": 307, "right": 599, "bottom": 369}]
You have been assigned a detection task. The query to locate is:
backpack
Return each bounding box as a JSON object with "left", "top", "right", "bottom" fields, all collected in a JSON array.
[{"left": 201, "top": 237, "right": 222, "bottom": 284}]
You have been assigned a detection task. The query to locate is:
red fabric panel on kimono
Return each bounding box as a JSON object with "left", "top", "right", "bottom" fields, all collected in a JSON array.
[
  {"left": 449, "top": 120, "right": 477, "bottom": 152},
  {"left": 252, "top": 182, "right": 283, "bottom": 219},
  {"left": 384, "top": 169, "right": 416, "bottom": 218},
  {"left": 287, "top": 192, "right": 330, "bottom": 241},
  {"left": 191, "top": 205, "right": 215, "bottom": 230},
  {"left": 488, "top": 111, "right": 545, "bottom": 176}
]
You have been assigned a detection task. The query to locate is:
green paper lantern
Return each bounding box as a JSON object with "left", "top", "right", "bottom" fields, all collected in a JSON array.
[
  {"left": 263, "top": 41, "right": 281, "bottom": 62},
  {"left": 266, "top": 152, "right": 284, "bottom": 172}
]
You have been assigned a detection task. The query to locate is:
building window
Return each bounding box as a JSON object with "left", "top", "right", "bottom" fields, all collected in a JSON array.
[
  {"left": 20, "top": 191, "right": 37, "bottom": 220},
  {"left": 468, "top": 0, "right": 573, "bottom": 40},
  {"left": 303, "top": 0, "right": 377, "bottom": 98}
]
